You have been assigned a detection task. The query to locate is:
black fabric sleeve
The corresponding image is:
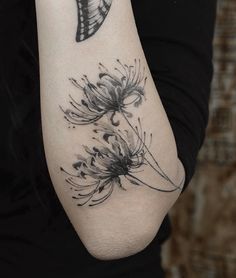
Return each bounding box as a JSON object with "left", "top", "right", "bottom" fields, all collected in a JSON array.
[{"left": 132, "top": 0, "right": 217, "bottom": 192}]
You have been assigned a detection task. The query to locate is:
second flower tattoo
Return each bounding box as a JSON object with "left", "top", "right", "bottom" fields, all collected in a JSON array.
[{"left": 60, "top": 59, "right": 184, "bottom": 206}]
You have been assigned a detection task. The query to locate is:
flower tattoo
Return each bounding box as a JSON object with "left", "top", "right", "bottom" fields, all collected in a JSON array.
[
  {"left": 60, "top": 59, "right": 146, "bottom": 126},
  {"left": 60, "top": 123, "right": 180, "bottom": 207},
  {"left": 60, "top": 59, "right": 184, "bottom": 207}
]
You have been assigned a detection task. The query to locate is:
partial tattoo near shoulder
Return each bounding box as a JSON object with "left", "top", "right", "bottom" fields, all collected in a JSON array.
[
  {"left": 75, "top": 0, "right": 113, "bottom": 42},
  {"left": 59, "top": 59, "right": 184, "bottom": 206}
]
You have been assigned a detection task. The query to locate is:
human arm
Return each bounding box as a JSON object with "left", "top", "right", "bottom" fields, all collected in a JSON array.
[{"left": 35, "top": 0, "right": 187, "bottom": 260}]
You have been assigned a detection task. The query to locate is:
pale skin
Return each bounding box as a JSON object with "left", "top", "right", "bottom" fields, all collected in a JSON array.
[{"left": 35, "top": 0, "right": 185, "bottom": 260}]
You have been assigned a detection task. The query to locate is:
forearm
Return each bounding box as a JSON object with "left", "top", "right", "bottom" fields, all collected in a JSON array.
[{"left": 36, "top": 0, "right": 185, "bottom": 260}]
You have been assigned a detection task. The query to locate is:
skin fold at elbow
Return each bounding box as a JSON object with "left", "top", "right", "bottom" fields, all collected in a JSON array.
[{"left": 80, "top": 223, "right": 161, "bottom": 261}]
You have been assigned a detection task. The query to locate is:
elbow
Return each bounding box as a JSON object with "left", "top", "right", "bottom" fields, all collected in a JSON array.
[
  {"left": 81, "top": 224, "right": 159, "bottom": 261},
  {"left": 77, "top": 157, "right": 185, "bottom": 261}
]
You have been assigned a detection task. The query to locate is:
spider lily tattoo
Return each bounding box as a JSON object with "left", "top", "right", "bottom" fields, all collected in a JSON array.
[
  {"left": 60, "top": 123, "right": 180, "bottom": 206},
  {"left": 60, "top": 59, "right": 183, "bottom": 189},
  {"left": 60, "top": 59, "right": 146, "bottom": 126}
]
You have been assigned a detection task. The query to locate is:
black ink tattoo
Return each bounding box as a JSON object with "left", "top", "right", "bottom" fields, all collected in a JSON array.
[
  {"left": 75, "top": 0, "right": 113, "bottom": 42},
  {"left": 60, "top": 60, "right": 184, "bottom": 206},
  {"left": 60, "top": 59, "right": 146, "bottom": 126},
  {"left": 61, "top": 123, "right": 180, "bottom": 206}
]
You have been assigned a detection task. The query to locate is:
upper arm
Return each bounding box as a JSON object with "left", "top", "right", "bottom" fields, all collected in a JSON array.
[{"left": 35, "top": 0, "right": 185, "bottom": 260}]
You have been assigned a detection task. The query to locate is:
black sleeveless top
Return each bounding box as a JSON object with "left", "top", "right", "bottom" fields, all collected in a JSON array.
[{"left": 0, "top": 1, "right": 216, "bottom": 277}]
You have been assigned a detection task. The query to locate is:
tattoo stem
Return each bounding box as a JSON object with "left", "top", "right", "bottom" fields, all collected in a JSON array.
[
  {"left": 126, "top": 174, "right": 180, "bottom": 193},
  {"left": 121, "top": 111, "right": 183, "bottom": 190}
]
